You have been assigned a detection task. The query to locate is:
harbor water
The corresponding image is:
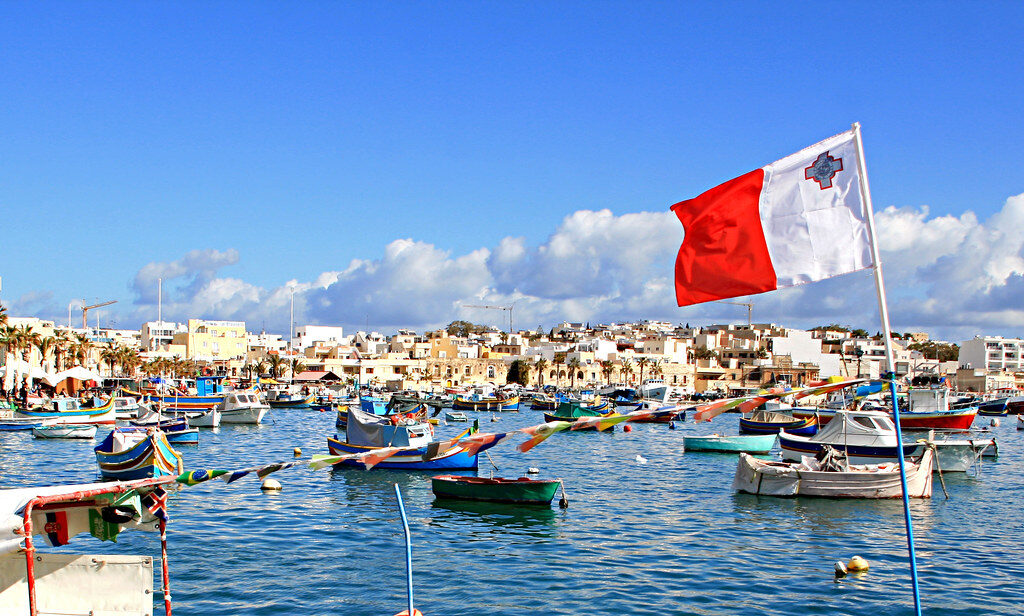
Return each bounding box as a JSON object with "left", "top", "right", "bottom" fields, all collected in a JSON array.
[{"left": 1, "top": 408, "right": 1021, "bottom": 615}]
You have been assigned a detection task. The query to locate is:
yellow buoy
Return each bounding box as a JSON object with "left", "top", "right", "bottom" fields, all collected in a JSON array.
[
  {"left": 847, "top": 555, "right": 869, "bottom": 572},
  {"left": 293, "top": 447, "right": 302, "bottom": 457}
]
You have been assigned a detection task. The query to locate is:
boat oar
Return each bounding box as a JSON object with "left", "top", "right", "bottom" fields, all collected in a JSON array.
[
  {"left": 558, "top": 479, "right": 569, "bottom": 509},
  {"left": 483, "top": 450, "right": 499, "bottom": 471}
]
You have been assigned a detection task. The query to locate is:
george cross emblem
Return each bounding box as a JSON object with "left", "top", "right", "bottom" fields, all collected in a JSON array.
[
  {"left": 804, "top": 151, "right": 843, "bottom": 189},
  {"left": 44, "top": 521, "right": 61, "bottom": 534}
]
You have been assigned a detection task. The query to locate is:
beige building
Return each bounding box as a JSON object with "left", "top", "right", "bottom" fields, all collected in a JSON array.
[{"left": 173, "top": 319, "right": 247, "bottom": 362}]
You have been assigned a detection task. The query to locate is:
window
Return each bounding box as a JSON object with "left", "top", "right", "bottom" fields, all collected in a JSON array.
[{"left": 487, "top": 366, "right": 496, "bottom": 379}]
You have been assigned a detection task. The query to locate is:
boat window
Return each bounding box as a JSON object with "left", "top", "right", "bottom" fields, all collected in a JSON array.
[{"left": 852, "top": 416, "right": 875, "bottom": 429}]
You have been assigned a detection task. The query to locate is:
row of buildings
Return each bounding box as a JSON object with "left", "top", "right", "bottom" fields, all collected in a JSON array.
[{"left": 3, "top": 315, "right": 1022, "bottom": 394}]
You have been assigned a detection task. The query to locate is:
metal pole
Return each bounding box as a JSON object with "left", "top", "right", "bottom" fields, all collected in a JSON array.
[
  {"left": 159, "top": 517, "right": 172, "bottom": 616},
  {"left": 393, "top": 483, "right": 414, "bottom": 616},
  {"left": 853, "top": 122, "right": 923, "bottom": 616}
]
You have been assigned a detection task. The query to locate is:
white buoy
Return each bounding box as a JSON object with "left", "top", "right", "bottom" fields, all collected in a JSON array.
[
  {"left": 526, "top": 467, "right": 540, "bottom": 474},
  {"left": 834, "top": 561, "right": 848, "bottom": 577},
  {"left": 261, "top": 478, "right": 283, "bottom": 492},
  {"left": 635, "top": 454, "right": 648, "bottom": 464}
]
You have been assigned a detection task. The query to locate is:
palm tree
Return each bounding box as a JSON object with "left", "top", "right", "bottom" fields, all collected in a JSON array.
[
  {"left": 100, "top": 345, "right": 120, "bottom": 376},
  {"left": 268, "top": 355, "right": 286, "bottom": 378},
  {"left": 15, "top": 325, "right": 40, "bottom": 362},
  {"left": 620, "top": 359, "right": 634, "bottom": 385},
  {"left": 118, "top": 347, "right": 141, "bottom": 377},
  {"left": 534, "top": 357, "right": 548, "bottom": 388},
  {"left": 289, "top": 358, "right": 306, "bottom": 378},
  {"left": 599, "top": 361, "right": 614, "bottom": 385},
  {"left": 637, "top": 357, "right": 650, "bottom": 386},
  {"left": 567, "top": 357, "right": 581, "bottom": 390},
  {"left": 73, "top": 333, "right": 92, "bottom": 367},
  {"left": 35, "top": 336, "right": 56, "bottom": 371},
  {"left": 253, "top": 360, "right": 267, "bottom": 382},
  {"left": 0, "top": 303, "right": 7, "bottom": 327},
  {"left": 54, "top": 331, "right": 70, "bottom": 371}
]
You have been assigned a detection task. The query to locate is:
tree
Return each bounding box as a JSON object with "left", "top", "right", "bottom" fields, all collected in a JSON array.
[
  {"left": 534, "top": 357, "right": 548, "bottom": 387},
  {"left": 691, "top": 345, "right": 717, "bottom": 361},
  {"left": 0, "top": 303, "right": 7, "bottom": 327},
  {"left": 446, "top": 320, "right": 478, "bottom": 337},
  {"left": 620, "top": 359, "right": 634, "bottom": 384},
  {"left": 567, "top": 357, "right": 581, "bottom": 389},
  {"left": 35, "top": 336, "right": 56, "bottom": 371},
  {"left": 290, "top": 358, "right": 306, "bottom": 378},
  {"left": 850, "top": 328, "right": 869, "bottom": 338},
  {"left": 268, "top": 355, "right": 286, "bottom": 378},
  {"left": 637, "top": 357, "right": 650, "bottom": 385},
  {"left": 908, "top": 341, "right": 960, "bottom": 362},
  {"left": 100, "top": 345, "right": 119, "bottom": 376},
  {"left": 506, "top": 359, "right": 531, "bottom": 386},
  {"left": 54, "top": 330, "right": 70, "bottom": 371}
]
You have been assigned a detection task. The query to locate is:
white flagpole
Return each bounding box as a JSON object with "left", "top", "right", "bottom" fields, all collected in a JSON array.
[{"left": 853, "top": 122, "right": 923, "bottom": 616}]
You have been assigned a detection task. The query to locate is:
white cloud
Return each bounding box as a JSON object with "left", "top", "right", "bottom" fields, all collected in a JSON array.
[{"left": 41, "top": 191, "right": 1020, "bottom": 341}]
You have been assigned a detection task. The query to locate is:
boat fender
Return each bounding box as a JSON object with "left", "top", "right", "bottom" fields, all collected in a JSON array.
[
  {"left": 834, "top": 561, "right": 848, "bottom": 577},
  {"left": 846, "top": 556, "right": 869, "bottom": 572},
  {"left": 261, "top": 478, "right": 283, "bottom": 492}
]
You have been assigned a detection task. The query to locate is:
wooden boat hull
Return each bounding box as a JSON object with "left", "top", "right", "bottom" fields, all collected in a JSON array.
[
  {"left": 268, "top": 394, "right": 314, "bottom": 409},
  {"left": 32, "top": 424, "right": 98, "bottom": 439},
  {"left": 94, "top": 430, "right": 183, "bottom": 480},
  {"left": 530, "top": 400, "right": 557, "bottom": 411},
  {"left": 733, "top": 450, "right": 934, "bottom": 498},
  {"left": 431, "top": 475, "right": 561, "bottom": 505},
  {"left": 326, "top": 437, "right": 487, "bottom": 470},
  {"left": 740, "top": 415, "right": 817, "bottom": 436},
  {"left": 220, "top": 406, "right": 269, "bottom": 424},
  {"left": 977, "top": 398, "right": 1008, "bottom": 416},
  {"left": 779, "top": 432, "right": 920, "bottom": 464},
  {"left": 893, "top": 409, "right": 977, "bottom": 430},
  {"left": 143, "top": 394, "right": 225, "bottom": 410},
  {"left": 684, "top": 434, "right": 777, "bottom": 454},
  {"left": 16, "top": 397, "right": 117, "bottom": 425},
  {"left": 452, "top": 396, "right": 520, "bottom": 412},
  {"left": 0, "top": 418, "right": 43, "bottom": 431},
  {"left": 165, "top": 428, "right": 200, "bottom": 444}
]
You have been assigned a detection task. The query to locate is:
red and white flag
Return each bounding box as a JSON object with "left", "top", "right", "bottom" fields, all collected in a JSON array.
[{"left": 672, "top": 129, "right": 873, "bottom": 306}]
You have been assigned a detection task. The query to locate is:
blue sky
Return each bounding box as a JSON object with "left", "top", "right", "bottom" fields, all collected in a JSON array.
[{"left": 2, "top": 2, "right": 1023, "bottom": 341}]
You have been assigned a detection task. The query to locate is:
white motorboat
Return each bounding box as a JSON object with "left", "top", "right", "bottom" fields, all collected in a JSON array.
[
  {"left": 217, "top": 392, "right": 269, "bottom": 425},
  {"left": 733, "top": 447, "right": 934, "bottom": 498},
  {"left": 779, "top": 409, "right": 991, "bottom": 471},
  {"left": 445, "top": 411, "right": 469, "bottom": 422},
  {"left": 112, "top": 397, "right": 142, "bottom": 420},
  {"left": 186, "top": 409, "right": 221, "bottom": 428},
  {"left": 32, "top": 424, "right": 98, "bottom": 439}
]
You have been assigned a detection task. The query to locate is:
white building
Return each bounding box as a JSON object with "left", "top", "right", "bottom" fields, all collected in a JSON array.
[
  {"left": 959, "top": 336, "right": 1024, "bottom": 372},
  {"left": 767, "top": 329, "right": 841, "bottom": 377},
  {"left": 292, "top": 325, "right": 346, "bottom": 352},
  {"left": 141, "top": 321, "right": 184, "bottom": 351}
]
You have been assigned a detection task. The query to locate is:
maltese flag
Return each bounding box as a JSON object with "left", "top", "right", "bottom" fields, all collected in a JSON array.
[{"left": 671, "top": 128, "right": 874, "bottom": 306}]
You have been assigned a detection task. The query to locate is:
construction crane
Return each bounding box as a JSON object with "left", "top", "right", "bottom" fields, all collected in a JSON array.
[
  {"left": 462, "top": 304, "right": 514, "bottom": 333},
  {"left": 716, "top": 300, "right": 753, "bottom": 327},
  {"left": 82, "top": 300, "right": 117, "bottom": 329}
]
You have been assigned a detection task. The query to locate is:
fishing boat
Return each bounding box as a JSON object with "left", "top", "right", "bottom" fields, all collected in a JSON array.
[
  {"left": 94, "top": 427, "right": 183, "bottom": 480},
  {"left": 32, "top": 424, "right": 98, "bottom": 439},
  {"left": 16, "top": 397, "right": 117, "bottom": 425},
  {"left": 216, "top": 391, "right": 270, "bottom": 424},
  {"left": 976, "top": 397, "right": 1009, "bottom": 416},
  {"left": 267, "top": 391, "right": 314, "bottom": 409},
  {"left": 543, "top": 400, "right": 621, "bottom": 431},
  {"left": 683, "top": 433, "right": 777, "bottom": 454},
  {"left": 0, "top": 417, "right": 43, "bottom": 431},
  {"left": 451, "top": 393, "right": 520, "bottom": 412},
  {"left": 529, "top": 394, "right": 558, "bottom": 411},
  {"left": 431, "top": 475, "right": 563, "bottom": 505},
  {"left": 779, "top": 409, "right": 990, "bottom": 471},
  {"left": 445, "top": 411, "right": 469, "bottom": 422},
  {"left": 894, "top": 388, "right": 977, "bottom": 430},
  {"left": 733, "top": 447, "right": 934, "bottom": 498},
  {"left": 131, "top": 416, "right": 199, "bottom": 445},
  {"left": 739, "top": 410, "right": 818, "bottom": 435},
  {"left": 111, "top": 396, "right": 142, "bottom": 420},
  {"left": 326, "top": 408, "right": 494, "bottom": 470}
]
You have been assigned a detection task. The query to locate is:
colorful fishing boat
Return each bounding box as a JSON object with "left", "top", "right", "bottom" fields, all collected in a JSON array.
[
  {"left": 16, "top": 397, "right": 117, "bottom": 425},
  {"left": 976, "top": 397, "right": 1009, "bottom": 416},
  {"left": 267, "top": 391, "right": 314, "bottom": 409},
  {"left": 431, "top": 475, "right": 563, "bottom": 505},
  {"left": 543, "top": 399, "right": 621, "bottom": 430},
  {"left": 326, "top": 408, "right": 494, "bottom": 470},
  {"left": 895, "top": 388, "right": 977, "bottom": 430},
  {"left": 94, "top": 428, "right": 183, "bottom": 480},
  {"left": 0, "top": 417, "right": 43, "bottom": 431},
  {"left": 452, "top": 394, "right": 520, "bottom": 412},
  {"left": 131, "top": 416, "right": 199, "bottom": 444},
  {"left": 733, "top": 448, "right": 934, "bottom": 498},
  {"left": 32, "top": 424, "right": 98, "bottom": 439},
  {"left": 739, "top": 410, "right": 818, "bottom": 435},
  {"left": 529, "top": 394, "right": 558, "bottom": 411},
  {"left": 683, "top": 433, "right": 777, "bottom": 454}
]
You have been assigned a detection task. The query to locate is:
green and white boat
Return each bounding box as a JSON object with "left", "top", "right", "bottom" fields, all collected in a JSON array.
[{"left": 683, "top": 433, "right": 777, "bottom": 454}]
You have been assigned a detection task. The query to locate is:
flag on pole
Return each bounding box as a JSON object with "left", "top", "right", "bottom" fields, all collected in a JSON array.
[{"left": 671, "top": 129, "right": 873, "bottom": 306}]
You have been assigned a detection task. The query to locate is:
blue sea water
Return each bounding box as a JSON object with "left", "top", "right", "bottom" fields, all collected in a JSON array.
[{"left": 1, "top": 408, "right": 1022, "bottom": 615}]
